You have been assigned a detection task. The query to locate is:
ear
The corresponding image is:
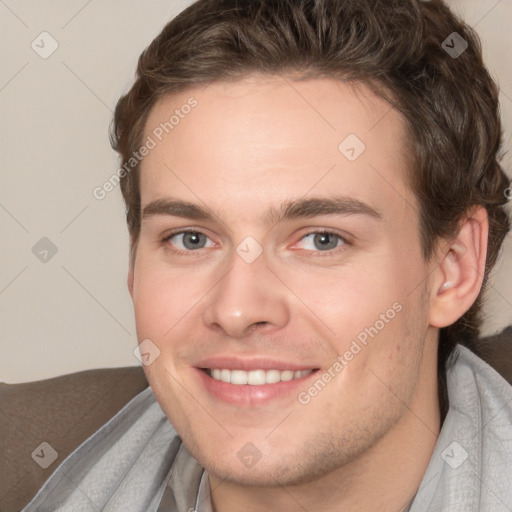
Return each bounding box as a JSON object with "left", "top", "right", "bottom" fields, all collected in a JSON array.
[{"left": 429, "top": 207, "right": 489, "bottom": 328}]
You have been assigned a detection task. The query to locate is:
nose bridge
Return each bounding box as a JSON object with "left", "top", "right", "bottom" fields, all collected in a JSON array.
[{"left": 202, "top": 246, "right": 289, "bottom": 338}]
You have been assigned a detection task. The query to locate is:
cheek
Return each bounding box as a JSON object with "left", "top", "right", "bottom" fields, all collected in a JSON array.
[
  {"left": 132, "top": 279, "right": 168, "bottom": 337},
  {"left": 309, "top": 253, "right": 424, "bottom": 375},
  {"left": 132, "top": 254, "right": 177, "bottom": 339},
  {"left": 285, "top": 256, "right": 400, "bottom": 344},
  {"left": 131, "top": 250, "right": 205, "bottom": 335}
]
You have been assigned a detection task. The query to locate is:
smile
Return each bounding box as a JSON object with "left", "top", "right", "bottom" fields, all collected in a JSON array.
[{"left": 205, "top": 368, "right": 314, "bottom": 385}]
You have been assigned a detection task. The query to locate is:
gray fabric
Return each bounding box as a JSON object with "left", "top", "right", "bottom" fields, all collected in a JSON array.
[
  {"left": 408, "top": 346, "right": 512, "bottom": 511},
  {"left": 21, "top": 388, "right": 180, "bottom": 511},
  {"left": 21, "top": 345, "right": 512, "bottom": 511},
  {"left": 156, "top": 443, "right": 210, "bottom": 512}
]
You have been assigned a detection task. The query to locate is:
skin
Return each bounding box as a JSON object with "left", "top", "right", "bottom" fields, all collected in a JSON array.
[{"left": 128, "top": 75, "right": 488, "bottom": 512}]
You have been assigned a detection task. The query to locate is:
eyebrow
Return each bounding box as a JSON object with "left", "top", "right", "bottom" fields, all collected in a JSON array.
[{"left": 142, "top": 196, "right": 383, "bottom": 226}]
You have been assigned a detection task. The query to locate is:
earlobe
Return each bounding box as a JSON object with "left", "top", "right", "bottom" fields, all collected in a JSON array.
[{"left": 429, "top": 207, "right": 488, "bottom": 328}]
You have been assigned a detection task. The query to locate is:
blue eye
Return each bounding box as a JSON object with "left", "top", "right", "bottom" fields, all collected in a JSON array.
[
  {"left": 164, "top": 231, "right": 214, "bottom": 251},
  {"left": 297, "top": 231, "right": 346, "bottom": 252}
]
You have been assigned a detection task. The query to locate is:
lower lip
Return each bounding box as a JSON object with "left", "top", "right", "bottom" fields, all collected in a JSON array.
[{"left": 195, "top": 368, "right": 319, "bottom": 406}]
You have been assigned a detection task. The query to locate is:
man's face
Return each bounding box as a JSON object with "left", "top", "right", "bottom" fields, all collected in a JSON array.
[{"left": 131, "top": 76, "right": 438, "bottom": 485}]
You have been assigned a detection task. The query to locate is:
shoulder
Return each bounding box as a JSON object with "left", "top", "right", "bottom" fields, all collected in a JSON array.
[
  {"left": 17, "top": 371, "right": 182, "bottom": 511},
  {"left": 446, "top": 343, "right": 512, "bottom": 447},
  {"left": 410, "top": 336, "right": 512, "bottom": 511},
  {"left": 461, "top": 325, "right": 512, "bottom": 385},
  {"left": 449, "top": 340, "right": 512, "bottom": 411}
]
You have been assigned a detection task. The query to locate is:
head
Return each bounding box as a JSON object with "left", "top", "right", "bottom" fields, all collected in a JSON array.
[{"left": 110, "top": 0, "right": 510, "bottom": 490}]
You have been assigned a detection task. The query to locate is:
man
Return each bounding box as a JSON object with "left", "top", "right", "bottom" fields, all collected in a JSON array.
[{"left": 23, "top": 0, "right": 512, "bottom": 510}]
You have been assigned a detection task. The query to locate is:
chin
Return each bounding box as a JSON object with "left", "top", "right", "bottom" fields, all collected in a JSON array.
[{"left": 192, "top": 445, "right": 341, "bottom": 488}]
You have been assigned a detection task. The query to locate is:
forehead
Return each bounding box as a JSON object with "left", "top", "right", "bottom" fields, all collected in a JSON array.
[{"left": 139, "top": 75, "right": 415, "bottom": 216}]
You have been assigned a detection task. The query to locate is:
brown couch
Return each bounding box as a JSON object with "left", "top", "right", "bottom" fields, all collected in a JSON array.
[
  {"left": 1, "top": 328, "right": 511, "bottom": 512},
  {"left": 0, "top": 366, "right": 149, "bottom": 512}
]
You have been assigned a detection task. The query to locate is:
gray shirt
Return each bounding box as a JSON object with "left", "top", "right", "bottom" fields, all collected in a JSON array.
[{"left": 22, "top": 345, "right": 512, "bottom": 511}]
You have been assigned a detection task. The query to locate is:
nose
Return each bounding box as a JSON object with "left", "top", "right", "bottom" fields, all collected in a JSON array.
[{"left": 202, "top": 248, "right": 290, "bottom": 339}]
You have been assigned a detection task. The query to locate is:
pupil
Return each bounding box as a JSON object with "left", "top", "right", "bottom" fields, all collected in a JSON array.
[
  {"left": 315, "top": 233, "right": 337, "bottom": 250},
  {"left": 184, "top": 232, "right": 205, "bottom": 249}
]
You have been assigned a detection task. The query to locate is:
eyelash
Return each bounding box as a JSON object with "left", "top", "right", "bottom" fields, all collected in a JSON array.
[{"left": 160, "top": 228, "right": 350, "bottom": 258}]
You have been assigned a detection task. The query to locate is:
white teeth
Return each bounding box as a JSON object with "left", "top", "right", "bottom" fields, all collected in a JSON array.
[
  {"left": 280, "top": 370, "right": 294, "bottom": 382},
  {"left": 208, "top": 368, "right": 313, "bottom": 385},
  {"left": 220, "top": 369, "right": 231, "bottom": 383},
  {"left": 265, "top": 369, "right": 281, "bottom": 384},
  {"left": 247, "top": 370, "right": 266, "bottom": 385},
  {"left": 230, "top": 370, "right": 248, "bottom": 385}
]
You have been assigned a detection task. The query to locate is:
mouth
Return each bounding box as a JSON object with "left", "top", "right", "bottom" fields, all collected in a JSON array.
[
  {"left": 202, "top": 368, "right": 314, "bottom": 385},
  {"left": 195, "top": 363, "right": 320, "bottom": 406}
]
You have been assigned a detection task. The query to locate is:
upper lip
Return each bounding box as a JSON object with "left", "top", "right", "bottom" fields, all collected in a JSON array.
[{"left": 195, "top": 356, "right": 319, "bottom": 371}]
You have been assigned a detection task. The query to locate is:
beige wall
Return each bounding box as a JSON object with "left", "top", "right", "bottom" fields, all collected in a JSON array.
[{"left": 1, "top": 0, "right": 511, "bottom": 383}]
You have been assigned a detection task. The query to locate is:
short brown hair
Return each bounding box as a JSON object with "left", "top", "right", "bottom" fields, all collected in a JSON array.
[{"left": 110, "top": 0, "right": 510, "bottom": 375}]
